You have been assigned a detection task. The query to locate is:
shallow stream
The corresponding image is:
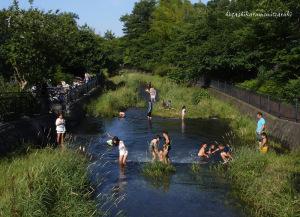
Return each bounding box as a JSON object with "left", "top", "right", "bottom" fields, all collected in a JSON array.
[{"left": 73, "top": 107, "right": 250, "bottom": 217}]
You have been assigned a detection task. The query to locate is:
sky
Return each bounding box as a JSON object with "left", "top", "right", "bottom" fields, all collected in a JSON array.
[{"left": 0, "top": 0, "right": 209, "bottom": 37}]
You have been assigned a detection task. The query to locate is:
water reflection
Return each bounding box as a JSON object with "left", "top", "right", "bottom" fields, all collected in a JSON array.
[
  {"left": 147, "top": 119, "right": 153, "bottom": 133},
  {"left": 181, "top": 119, "right": 185, "bottom": 134},
  {"left": 113, "top": 164, "right": 128, "bottom": 195}
]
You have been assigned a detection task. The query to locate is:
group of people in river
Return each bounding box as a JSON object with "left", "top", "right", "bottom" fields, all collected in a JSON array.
[
  {"left": 106, "top": 131, "right": 171, "bottom": 165},
  {"left": 197, "top": 142, "right": 234, "bottom": 164},
  {"left": 55, "top": 79, "right": 268, "bottom": 166}
]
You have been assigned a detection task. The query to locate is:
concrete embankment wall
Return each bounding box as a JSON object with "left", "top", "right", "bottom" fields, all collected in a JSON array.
[
  {"left": 195, "top": 84, "right": 300, "bottom": 150},
  {"left": 0, "top": 87, "right": 102, "bottom": 155}
]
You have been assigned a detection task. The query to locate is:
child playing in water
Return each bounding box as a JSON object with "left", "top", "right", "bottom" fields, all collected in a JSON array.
[
  {"left": 163, "top": 131, "right": 171, "bottom": 164},
  {"left": 182, "top": 106, "right": 186, "bottom": 119},
  {"left": 158, "top": 150, "right": 164, "bottom": 162},
  {"left": 149, "top": 135, "right": 161, "bottom": 163},
  {"left": 212, "top": 144, "right": 233, "bottom": 163},
  {"left": 198, "top": 142, "right": 209, "bottom": 159},
  {"left": 207, "top": 144, "right": 216, "bottom": 155},
  {"left": 107, "top": 133, "right": 128, "bottom": 165}
]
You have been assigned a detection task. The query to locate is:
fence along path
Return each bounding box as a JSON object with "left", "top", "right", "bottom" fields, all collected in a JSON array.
[
  {"left": 197, "top": 77, "right": 299, "bottom": 122},
  {"left": 0, "top": 74, "right": 102, "bottom": 122}
]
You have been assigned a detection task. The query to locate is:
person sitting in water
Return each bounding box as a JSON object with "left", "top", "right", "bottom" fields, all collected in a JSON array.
[
  {"left": 158, "top": 150, "right": 164, "bottom": 162},
  {"left": 149, "top": 135, "right": 161, "bottom": 163},
  {"left": 163, "top": 131, "right": 171, "bottom": 164},
  {"left": 198, "top": 142, "right": 209, "bottom": 159},
  {"left": 119, "top": 111, "right": 125, "bottom": 118},
  {"left": 207, "top": 144, "right": 216, "bottom": 155},
  {"left": 212, "top": 144, "right": 233, "bottom": 163}
]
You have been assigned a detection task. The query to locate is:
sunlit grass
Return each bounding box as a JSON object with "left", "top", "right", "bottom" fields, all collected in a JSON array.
[
  {"left": 227, "top": 146, "right": 300, "bottom": 217},
  {"left": 141, "top": 161, "right": 176, "bottom": 182},
  {"left": 0, "top": 146, "right": 98, "bottom": 216}
]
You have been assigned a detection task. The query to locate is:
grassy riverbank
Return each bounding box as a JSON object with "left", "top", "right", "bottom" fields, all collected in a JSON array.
[
  {"left": 0, "top": 146, "right": 98, "bottom": 216},
  {"left": 225, "top": 147, "right": 300, "bottom": 216},
  {"left": 87, "top": 71, "right": 299, "bottom": 216},
  {"left": 85, "top": 75, "right": 144, "bottom": 117}
]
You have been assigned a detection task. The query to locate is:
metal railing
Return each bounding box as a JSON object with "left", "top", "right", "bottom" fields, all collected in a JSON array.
[
  {"left": 64, "top": 75, "right": 101, "bottom": 104},
  {"left": 0, "top": 91, "right": 43, "bottom": 121},
  {"left": 0, "top": 74, "right": 103, "bottom": 122},
  {"left": 196, "top": 77, "right": 299, "bottom": 122}
]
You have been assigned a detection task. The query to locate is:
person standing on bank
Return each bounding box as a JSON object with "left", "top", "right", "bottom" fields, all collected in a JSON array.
[
  {"left": 83, "top": 72, "right": 91, "bottom": 83},
  {"left": 150, "top": 86, "right": 156, "bottom": 102},
  {"left": 56, "top": 113, "right": 66, "bottom": 146},
  {"left": 256, "top": 112, "right": 266, "bottom": 149},
  {"left": 148, "top": 100, "right": 153, "bottom": 120}
]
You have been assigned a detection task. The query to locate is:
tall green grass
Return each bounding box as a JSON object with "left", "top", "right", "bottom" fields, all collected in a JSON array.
[
  {"left": 119, "top": 72, "right": 239, "bottom": 119},
  {"left": 85, "top": 74, "right": 141, "bottom": 117},
  {"left": 226, "top": 146, "right": 300, "bottom": 217},
  {"left": 0, "top": 146, "right": 98, "bottom": 216}
]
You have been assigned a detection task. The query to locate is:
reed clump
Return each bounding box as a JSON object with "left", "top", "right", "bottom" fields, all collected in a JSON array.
[
  {"left": 0, "top": 146, "right": 98, "bottom": 216},
  {"left": 142, "top": 161, "right": 176, "bottom": 182}
]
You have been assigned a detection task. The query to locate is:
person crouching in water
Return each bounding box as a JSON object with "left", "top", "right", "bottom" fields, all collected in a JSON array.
[
  {"left": 107, "top": 133, "right": 128, "bottom": 165},
  {"left": 149, "top": 135, "right": 161, "bottom": 163},
  {"left": 198, "top": 142, "right": 209, "bottom": 160},
  {"left": 212, "top": 144, "right": 233, "bottom": 163}
]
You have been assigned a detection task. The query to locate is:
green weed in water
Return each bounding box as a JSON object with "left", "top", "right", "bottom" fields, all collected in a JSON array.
[
  {"left": 189, "top": 163, "right": 203, "bottom": 173},
  {"left": 141, "top": 161, "right": 176, "bottom": 182}
]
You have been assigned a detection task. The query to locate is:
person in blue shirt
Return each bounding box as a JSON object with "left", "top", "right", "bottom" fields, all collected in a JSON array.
[
  {"left": 212, "top": 144, "right": 233, "bottom": 163},
  {"left": 148, "top": 100, "right": 152, "bottom": 120},
  {"left": 256, "top": 112, "right": 266, "bottom": 148}
]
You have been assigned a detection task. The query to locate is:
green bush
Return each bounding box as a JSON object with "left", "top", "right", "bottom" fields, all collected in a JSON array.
[{"left": 192, "top": 88, "right": 210, "bottom": 105}]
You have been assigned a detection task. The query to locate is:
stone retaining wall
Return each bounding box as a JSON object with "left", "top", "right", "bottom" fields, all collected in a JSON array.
[{"left": 199, "top": 85, "right": 300, "bottom": 150}]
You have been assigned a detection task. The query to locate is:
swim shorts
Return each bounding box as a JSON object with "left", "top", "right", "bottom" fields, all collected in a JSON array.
[{"left": 119, "top": 150, "right": 128, "bottom": 156}]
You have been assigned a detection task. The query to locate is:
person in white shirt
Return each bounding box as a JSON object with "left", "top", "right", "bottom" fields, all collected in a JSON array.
[
  {"left": 107, "top": 133, "right": 128, "bottom": 165},
  {"left": 83, "top": 72, "right": 91, "bottom": 83},
  {"left": 56, "top": 113, "right": 66, "bottom": 145},
  {"left": 182, "top": 105, "right": 186, "bottom": 120}
]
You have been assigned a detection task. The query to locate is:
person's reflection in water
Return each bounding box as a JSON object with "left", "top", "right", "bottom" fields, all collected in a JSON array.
[
  {"left": 181, "top": 119, "right": 185, "bottom": 134},
  {"left": 147, "top": 118, "right": 153, "bottom": 133},
  {"left": 113, "top": 164, "right": 128, "bottom": 195}
]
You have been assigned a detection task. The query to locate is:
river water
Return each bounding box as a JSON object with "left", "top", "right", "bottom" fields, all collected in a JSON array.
[{"left": 73, "top": 107, "right": 250, "bottom": 217}]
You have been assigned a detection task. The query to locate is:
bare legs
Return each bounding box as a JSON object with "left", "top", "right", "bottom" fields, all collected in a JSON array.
[
  {"left": 151, "top": 151, "right": 156, "bottom": 163},
  {"left": 119, "top": 154, "right": 128, "bottom": 165},
  {"left": 57, "top": 133, "right": 64, "bottom": 145}
]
